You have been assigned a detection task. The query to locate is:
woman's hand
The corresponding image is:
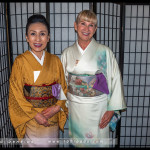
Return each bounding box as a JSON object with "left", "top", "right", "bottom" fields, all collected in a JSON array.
[
  {"left": 99, "top": 111, "right": 114, "bottom": 129},
  {"left": 41, "top": 105, "right": 61, "bottom": 119},
  {"left": 34, "top": 112, "right": 50, "bottom": 127}
]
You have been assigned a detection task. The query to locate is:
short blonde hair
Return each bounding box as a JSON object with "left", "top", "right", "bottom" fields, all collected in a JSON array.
[{"left": 75, "top": 10, "right": 97, "bottom": 26}]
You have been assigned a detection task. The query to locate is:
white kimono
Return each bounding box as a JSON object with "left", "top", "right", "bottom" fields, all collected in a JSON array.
[{"left": 61, "top": 38, "right": 126, "bottom": 147}]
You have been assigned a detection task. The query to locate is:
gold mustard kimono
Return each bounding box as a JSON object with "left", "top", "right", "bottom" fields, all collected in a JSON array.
[{"left": 8, "top": 50, "right": 68, "bottom": 141}]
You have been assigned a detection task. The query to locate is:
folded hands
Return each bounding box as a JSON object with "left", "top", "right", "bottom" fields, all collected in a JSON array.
[{"left": 34, "top": 105, "right": 61, "bottom": 127}]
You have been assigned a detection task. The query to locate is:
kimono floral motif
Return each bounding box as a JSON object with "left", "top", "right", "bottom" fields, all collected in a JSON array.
[
  {"left": 68, "top": 73, "right": 103, "bottom": 97},
  {"left": 96, "top": 50, "right": 107, "bottom": 77},
  {"left": 109, "top": 113, "right": 121, "bottom": 131},
  {"left": 85, "top": 131, "right": 94, "bottom": 138}
]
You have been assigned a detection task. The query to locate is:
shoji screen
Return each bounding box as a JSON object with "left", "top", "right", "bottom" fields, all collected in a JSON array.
[
  {"left": 8, "top": 2, "right": 90, "bottom": 60},
  {"left": 0, "top": 3, "right": 14, "bottom": 148},
  {"left": 121, "top": 4, "right": 150, "bottom": 148},
  {"left": 9, "top": 2, "right": 47, "bottom": 62},
  {"left": 96, "top": 3, "right": 121, "bottom": 62},
  {"left": 96, "top": 3, "right": 122, "bottom": 147}
]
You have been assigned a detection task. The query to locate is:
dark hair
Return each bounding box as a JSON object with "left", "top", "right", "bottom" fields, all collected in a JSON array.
[{"left": 26, "top": 14, "right": 50, "bottom": 35}]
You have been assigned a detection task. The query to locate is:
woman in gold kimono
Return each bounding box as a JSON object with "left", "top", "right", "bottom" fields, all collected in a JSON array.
[{"left": 8, "top": 14, "right": 68, "bottom": 147}]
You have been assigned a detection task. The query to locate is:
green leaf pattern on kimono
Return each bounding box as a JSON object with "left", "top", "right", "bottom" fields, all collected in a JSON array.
[{"left": 96, "top": 50, "right": 107, "bottom": 77}]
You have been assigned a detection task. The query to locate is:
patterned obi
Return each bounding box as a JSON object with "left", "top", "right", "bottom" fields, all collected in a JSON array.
[
  {"left": 68, "top": 73, "right": 109, "bottom": 97},
  {"left": 23, "top": 82, "right": 61, "bottom": 108}
]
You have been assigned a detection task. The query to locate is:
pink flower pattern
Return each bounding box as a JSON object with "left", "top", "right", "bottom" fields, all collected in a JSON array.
[{"left": 85, "top": 131, "right": 94, "bottom": 138}]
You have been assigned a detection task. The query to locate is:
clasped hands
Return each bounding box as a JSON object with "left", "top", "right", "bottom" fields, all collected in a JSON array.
[{"left": 34, "top": 105, "right": 61, "bottom": 127}]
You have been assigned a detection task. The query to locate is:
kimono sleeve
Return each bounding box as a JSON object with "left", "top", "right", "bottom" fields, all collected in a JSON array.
[
  {"left": 55, "top": 57, "right": 68, "bottom": 113},
  {"left": 8, "top": 57, "right": 38, "bottom": 139},
  {"left": 61, "top": 49, "right": 69, "bottom": 82},
  {"left": 53, "top": 57, "right": 68, "bottom": 132},
  {"left": 107, "top": 50, "right": 127, "bottom": 111}
]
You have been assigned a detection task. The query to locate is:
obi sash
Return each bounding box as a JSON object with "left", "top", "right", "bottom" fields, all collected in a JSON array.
[
  {"left": 68, "top": 73, "right": 109, "bottom": 97},
  {"left": 23, "top": 82, "right": 61, "bottom": 108}
]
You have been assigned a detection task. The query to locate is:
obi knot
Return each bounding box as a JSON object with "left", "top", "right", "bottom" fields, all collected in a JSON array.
[
  {"left": 93, "top": 73, "right": 109, "bottom": 94},
  {"left": 52, "top": 84, "right": 61, "bottom": 99}
]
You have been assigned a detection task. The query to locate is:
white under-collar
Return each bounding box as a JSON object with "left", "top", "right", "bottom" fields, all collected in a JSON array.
[{"left": 30, "top": 50, "right": 45, "bottom": 66}]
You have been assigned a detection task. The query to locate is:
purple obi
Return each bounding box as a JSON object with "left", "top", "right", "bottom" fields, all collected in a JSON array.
[
  {"left": 68, "top": 73, "right": 109, "bottom": 97},
  {"left": 23, "top": 82, "right": 61, "bottom": 108}
]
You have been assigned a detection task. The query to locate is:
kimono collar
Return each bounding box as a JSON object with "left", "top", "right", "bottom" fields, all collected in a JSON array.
[
  {"left": 76, "top": 38, "right": 99, "bottom": 59},
  {"left": 29, "top": 50, "right": 45, "bottom": 66},
  {"left": 22, "top": 50, "right": 46, "bottom": 71},
  {"left": 73, "top": 38, "right": 98, "bottom": 60},
  {"left": 72, "top": 38, "right": 99, "bottom": 74}
]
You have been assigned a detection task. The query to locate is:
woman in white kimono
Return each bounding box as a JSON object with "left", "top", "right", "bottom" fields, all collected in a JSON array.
[{"left": 61, "top": 10, "right": 126, "bottom": 147}]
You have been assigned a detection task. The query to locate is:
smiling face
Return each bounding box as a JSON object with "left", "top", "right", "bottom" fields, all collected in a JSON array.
[
  {"left": 74, "top": 20, "right": 97, "bottom": 49},
  {"left": 26, "top": 22, "right": 50, "bottom": 59}
]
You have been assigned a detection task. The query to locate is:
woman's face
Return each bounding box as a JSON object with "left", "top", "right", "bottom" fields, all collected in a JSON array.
[
  {"left": 26, "top": 22, "right": 50, "bottom": 56},
  {"left": 74, "top": 19, "right": 97, "bottom": 44}
]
